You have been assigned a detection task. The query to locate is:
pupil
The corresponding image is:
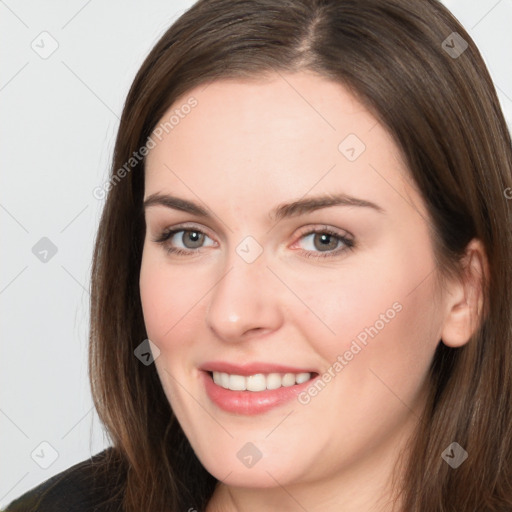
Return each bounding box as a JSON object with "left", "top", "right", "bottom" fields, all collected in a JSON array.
[
  {"left": 314, "top": 233, "right": 337, "bottom": 251},
  {"left": 184, "top": 231, "right": 203, "bottom": 248}
]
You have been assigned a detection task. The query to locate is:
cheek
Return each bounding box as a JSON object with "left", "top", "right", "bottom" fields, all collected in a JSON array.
[
  {"left": 296, "top": 242, "right": 441, "bottom": 381},
  {"left": 139, "top": 250, "right": 206, "bottom": 347},
  {"left": 291, "top": 265, "right": 440, "bottom": 457}
]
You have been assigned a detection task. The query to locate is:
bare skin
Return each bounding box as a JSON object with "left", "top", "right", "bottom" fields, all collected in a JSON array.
[{"left": 139, "top": 71, "right": 487, "bottom": 511}]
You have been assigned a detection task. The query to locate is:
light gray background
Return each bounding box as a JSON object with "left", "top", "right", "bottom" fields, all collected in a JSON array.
[{"left": 1, "top": 0, "right": 511, "bottom": 506}]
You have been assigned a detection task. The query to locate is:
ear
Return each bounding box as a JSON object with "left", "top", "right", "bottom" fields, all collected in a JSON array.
[{"left": 440, "top": 238, "right": 489, "bottom": 348}]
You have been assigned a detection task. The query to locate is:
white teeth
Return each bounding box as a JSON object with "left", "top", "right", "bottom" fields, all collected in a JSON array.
[
  {"left": 211, "top": 371, "right": 313, "bottom": 391},
  {"left": 246, "top": 373, "right": 266, "bottom": 392},
  {"left": 228, "top": 374, "right": 246, "bottom": 391},
  {"left": 220, "top": 372, "right": 230, "bottom": 388},
  {"left": 282, "top": 373, "right": 296, "bottom": 387},
  {"left": 266, "top": 373, "right": 282, "bottom": 390},
  {"left": 295, "top": 372, "right": 311, "bottom": 384}
]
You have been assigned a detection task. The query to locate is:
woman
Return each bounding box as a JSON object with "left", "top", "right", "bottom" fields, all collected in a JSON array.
[{"left": 5, "top": 0, "right": 512, "bottom": 510}]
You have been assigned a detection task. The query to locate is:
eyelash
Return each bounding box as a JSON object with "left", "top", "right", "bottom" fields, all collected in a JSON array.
[{"left": 152, "top": 224, "right": 355, "bottom": 260}]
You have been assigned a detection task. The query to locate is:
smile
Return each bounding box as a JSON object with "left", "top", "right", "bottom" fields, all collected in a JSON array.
[{"left": 211, "top": 371, "right": 312, "bottom": 391}]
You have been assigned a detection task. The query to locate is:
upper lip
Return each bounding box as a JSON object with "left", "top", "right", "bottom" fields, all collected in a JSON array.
[{"left": 200, "top": 361, "right": 318, "bottom": 376}]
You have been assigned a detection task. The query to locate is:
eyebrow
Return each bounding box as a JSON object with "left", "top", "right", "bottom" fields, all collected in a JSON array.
[{"left": 143, "top": 192, "right": 385, "bottom": 221}]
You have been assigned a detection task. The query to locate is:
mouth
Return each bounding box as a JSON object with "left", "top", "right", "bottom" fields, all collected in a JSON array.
[{"left": 199, "top": 364, "right": 319, "bottom": 415}]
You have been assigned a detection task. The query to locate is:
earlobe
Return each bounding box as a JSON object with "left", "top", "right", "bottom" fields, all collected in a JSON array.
[{"left": 440, "top": 238, "right": 488, "bottom": 348}]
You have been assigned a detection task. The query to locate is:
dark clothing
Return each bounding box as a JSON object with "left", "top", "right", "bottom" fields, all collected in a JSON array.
[{"left": 3, "top": 448, "right": 124, "bottom": 512}]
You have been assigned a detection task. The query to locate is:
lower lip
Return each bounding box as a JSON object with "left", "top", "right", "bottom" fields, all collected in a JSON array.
[{"left": 200, "top": 370, "right": 317, "bottom": 415}]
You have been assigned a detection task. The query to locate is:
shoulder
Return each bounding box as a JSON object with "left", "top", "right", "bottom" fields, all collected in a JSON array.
[{"left": 2, "top": 447, "right": 125, "bottom": 512}]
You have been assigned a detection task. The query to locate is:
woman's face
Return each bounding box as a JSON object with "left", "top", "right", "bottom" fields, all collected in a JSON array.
[{"left": 140, "top": 71, "right": 447, "bottom": 497}]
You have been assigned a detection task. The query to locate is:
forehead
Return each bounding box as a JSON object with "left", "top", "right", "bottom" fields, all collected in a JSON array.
[
  {"left": 147, "top": 71, "right": 379, "bottom": 160},
  {"left": 144, "top": 71, "right": 423, "bottom": 222}
]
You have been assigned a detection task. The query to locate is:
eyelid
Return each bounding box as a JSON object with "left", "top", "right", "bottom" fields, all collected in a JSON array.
[
  {"left": 291, "top": 224, "right": 354, "bottom": 244},
  {"left": 152, "top": 222, "right": 352, "bottom": 243},
  {"left": 152, "top": 222, "right": 218, "bottom": 244},
  {"left": 153, "top": 222, "right": 355, "bottom": 259}
]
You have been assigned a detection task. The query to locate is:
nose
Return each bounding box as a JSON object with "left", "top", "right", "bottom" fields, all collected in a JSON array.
[{"left": 205, "top": 250, "right": 284, "bottom": 342}]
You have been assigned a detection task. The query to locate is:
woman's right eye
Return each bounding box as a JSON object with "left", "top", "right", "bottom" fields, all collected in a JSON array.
[{"left": 153, "top": 227, "right": 216, "bottom": 256}]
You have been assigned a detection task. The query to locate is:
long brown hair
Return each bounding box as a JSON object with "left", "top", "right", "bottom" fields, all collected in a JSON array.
[{"left": 89, "top": 0, "right": 512, "bottom": 510}]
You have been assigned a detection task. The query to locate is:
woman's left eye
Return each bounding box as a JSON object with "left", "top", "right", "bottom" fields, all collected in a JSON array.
[
  {"left": 292, "top": 228, "right": 355, "bottom": 259},
  {"left": 153, "top": 225, "right": 355, "bottom": 259}
]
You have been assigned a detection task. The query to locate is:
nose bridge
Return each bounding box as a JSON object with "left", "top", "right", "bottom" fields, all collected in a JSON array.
[{"left": 205, "top": 240, "right": 283, "bottom": 340}]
